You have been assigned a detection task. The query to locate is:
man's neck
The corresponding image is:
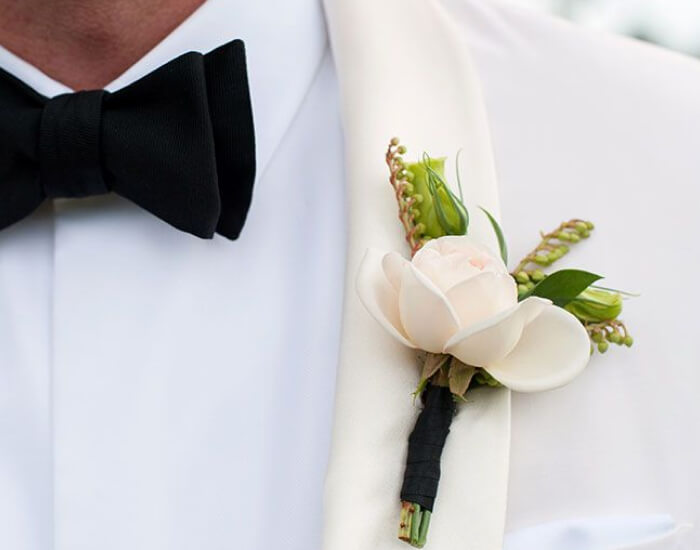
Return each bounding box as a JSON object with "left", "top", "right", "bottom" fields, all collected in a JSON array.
[{"left": 0, "top": 0, "right": 206, "bottom": 90}]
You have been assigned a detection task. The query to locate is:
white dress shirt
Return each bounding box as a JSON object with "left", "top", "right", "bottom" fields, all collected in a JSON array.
[{"left": 0, "top": 1, "right": 346, "bottom": 549}]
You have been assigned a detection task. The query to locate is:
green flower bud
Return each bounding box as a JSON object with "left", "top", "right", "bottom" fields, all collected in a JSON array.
[
  {"left": 531, "top": 270, "right": 546, "bottom": 282},
  {"left": 406, "top": 156, "right": 468, "bottom": 238},
  {"left": 624, "top": 336, "right": 634, "bottom": 347},
  {"left": 591, "top": 331, "right": 603, "bottom": 343},
  {"left": 565, "top": 288, "right": 623, "bottom": 323},
  {"left": 405, "top": 170, "right": 415, "bottom": 182},
  {"left": 558, "top": 231, "right": 571, "bottom": 241},
  {"left": 580, "top": 229, "right": 590, "bottom": 238},
  {"left": 534, "top": 254, "right": 550, "bottom": 265},
  {"left": 391, "top": 137, "right": 400, "bottom": 146},
  {"left": 525, "top": 281, "right": 536, "bottom": 290},
  {"left": 607, "top": 331, "right": 622, "bottom": 344},
  {"left": 547, "top": 252, "right": 559, "bottom": 263},
  {"left": 597, "top": 341, "right": 609, "bottom": 353},
  {"left": 517, "top": 283, "right": 529, "bottom": 294},
  {"left": 569, "top": 233, "right": 580, "bottom": 243},
  {"left": 585, "top": 221, "right": 595, "bottom": 230},
  {"left": 397, "top": 145, "right": 407, "bottom": 154},
  {"left": 515, "top": 271, "right": 530, "bottom": 284}
]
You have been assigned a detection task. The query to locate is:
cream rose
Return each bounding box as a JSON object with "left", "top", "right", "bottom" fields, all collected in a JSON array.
[{"left": 357, "top": 235, "right": 590, "bottom": 392}]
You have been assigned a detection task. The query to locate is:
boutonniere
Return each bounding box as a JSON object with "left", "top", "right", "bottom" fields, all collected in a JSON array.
[{"left": 356, "top": 138, "right": 636, "bottom": 548}]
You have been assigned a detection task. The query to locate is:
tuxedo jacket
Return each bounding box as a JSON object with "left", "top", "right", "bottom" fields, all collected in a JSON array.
[{"left": 0, "top": 1, "right": 698, "bottom": 549}]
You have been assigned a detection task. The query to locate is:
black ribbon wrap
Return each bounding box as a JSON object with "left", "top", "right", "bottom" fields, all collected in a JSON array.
[{"left": 400, "top": 384, "right": 456, "bottom": 512}]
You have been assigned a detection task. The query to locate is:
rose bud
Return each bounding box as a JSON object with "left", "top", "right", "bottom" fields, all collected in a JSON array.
[
  {"left": 565, "top": 287, "right": 623, "bottom": 322},
  {"left": 405, "top": 156, "right": 468, "bottom": 238}
]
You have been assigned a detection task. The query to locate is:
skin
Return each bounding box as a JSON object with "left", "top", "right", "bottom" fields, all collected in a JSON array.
[{"left": 0, "top": 0, "right": 206, "bottom": 90}]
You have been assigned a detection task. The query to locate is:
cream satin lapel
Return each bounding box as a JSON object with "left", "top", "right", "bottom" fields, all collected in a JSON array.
[{"left": 322, "top": 1, "right": 511, "bottom": 549}]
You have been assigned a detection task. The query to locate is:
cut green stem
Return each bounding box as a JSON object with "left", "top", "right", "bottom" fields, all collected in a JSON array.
[{"left": 398, "top": 501, "right": 432, "bottom": 548}]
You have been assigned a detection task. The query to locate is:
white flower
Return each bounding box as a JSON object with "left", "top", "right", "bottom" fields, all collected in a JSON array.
[{"left": 356, "top": 235, "right": 590, "bottom": 392}]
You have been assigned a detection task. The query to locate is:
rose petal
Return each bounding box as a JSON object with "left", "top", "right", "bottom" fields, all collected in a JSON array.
[
  {"left": 399, "top": 263, "right": 460, "bottom": 353},
  {"left": 356, "top": 249, "right": 414, "bottom": 348},
  {"left": 445, "top": 272, "right": 518, "bottom": 328},
  {"left": 443, "top": 297, "right": 550, "bottom": 366},
  {"left": 484, "top": 305, "right": 590, "bottom": 392},
  {"left": 412, "top": 247, "right": 483, "bottom": 292},
  {"left": 418, "top": 235, "right": 509, "bottom": 275},
  {"left": 382, "top": 251, "right": 404, "bottom": 291}
]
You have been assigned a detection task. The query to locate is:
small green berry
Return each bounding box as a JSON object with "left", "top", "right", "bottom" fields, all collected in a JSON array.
[
  {"left": 624, "top": 336, "right": 634, "bottom": 347},
  {"left": 597, "top": 341, "right": 609, "bottom": 353}
]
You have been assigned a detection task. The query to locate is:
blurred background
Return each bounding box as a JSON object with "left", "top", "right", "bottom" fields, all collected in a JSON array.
[{"left": 507, "top": 0, "right": 700, "bottom": 57}]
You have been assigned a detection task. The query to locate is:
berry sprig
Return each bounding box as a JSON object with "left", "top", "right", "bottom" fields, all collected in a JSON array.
[
  {"left": 587, "top": 319, "right": 634, "bottom": 354},
  {"left": 512, "top": 219, "right": 595, "bottom": 275},
  {"left": 386, "top": 138, "right": 426, "bottom": 257}
]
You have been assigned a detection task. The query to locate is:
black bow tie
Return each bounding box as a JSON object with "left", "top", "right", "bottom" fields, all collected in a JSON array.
[{"left": 0, "top": 39, "right": 256, "bottom": 240}]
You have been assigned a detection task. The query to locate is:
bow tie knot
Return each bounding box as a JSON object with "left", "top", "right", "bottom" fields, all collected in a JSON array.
[
  {"left": 0, "top": 39, "right": 256, "bottom": 239},
  {"left": 39, "top": 89, "right": 109, "bottom": 199}
]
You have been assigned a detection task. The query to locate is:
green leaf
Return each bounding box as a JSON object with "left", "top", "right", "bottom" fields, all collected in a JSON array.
[
  {"left": 479, "top": 206, "right": 508, "bottom": 265},
  {"left": 522, "top": 269, "right": 603, "bottom": 307}
]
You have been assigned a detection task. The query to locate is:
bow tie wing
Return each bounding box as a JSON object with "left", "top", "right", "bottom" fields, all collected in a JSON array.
[
  {"left": 203, "top": 40, "right": 256, "bottom": 240},
  {"left": 0, "top": 69, "right": 47, "bottom": 231},
  {"left": 101, "top": 51, "right": 223, "bottom": 239}
]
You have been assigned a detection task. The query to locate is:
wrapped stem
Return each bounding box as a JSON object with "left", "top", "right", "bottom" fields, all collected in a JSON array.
[{"left": 398, "top": 383, "right": 456, "bottom": 547}]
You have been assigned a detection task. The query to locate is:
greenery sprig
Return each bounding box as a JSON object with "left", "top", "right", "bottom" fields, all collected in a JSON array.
[
  {"left": 386, "top": 138, "right": 426, "bottom": 256},
  {"left": 512, "top": 219, "right": 594, "bottom": 275}
]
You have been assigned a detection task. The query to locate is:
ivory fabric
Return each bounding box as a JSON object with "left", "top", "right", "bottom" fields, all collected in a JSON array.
[{"left": 322, "top": 1, "right": 511, "bottom": 549}]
